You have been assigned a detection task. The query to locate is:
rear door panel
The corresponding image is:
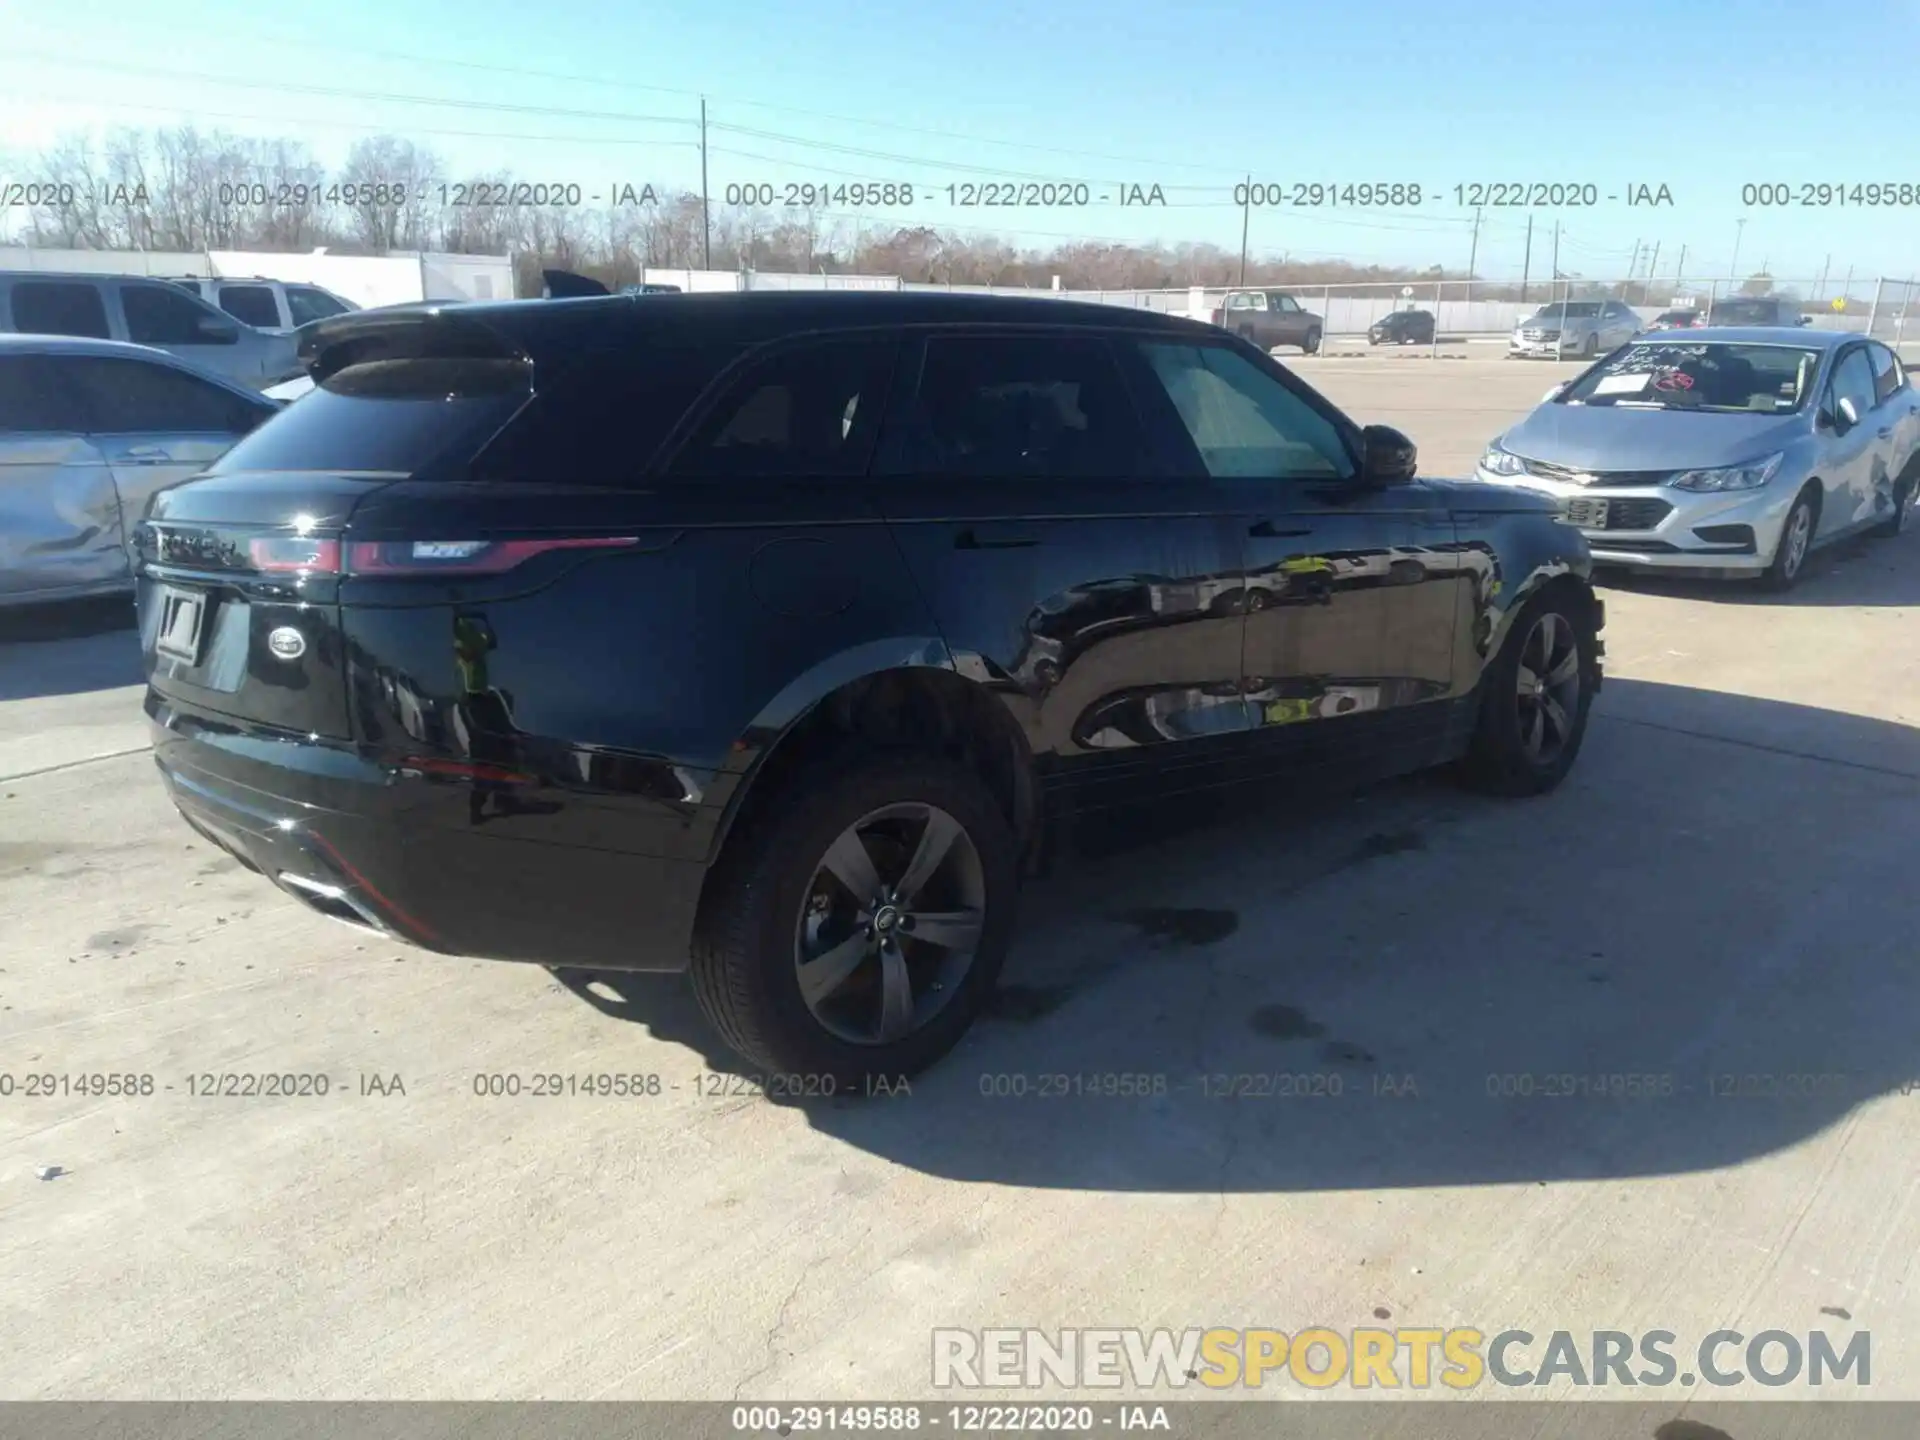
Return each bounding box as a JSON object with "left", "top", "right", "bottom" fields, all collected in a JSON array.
[
  {"left": 0, "top": 433, "right": 127, "bottom": 602},
  {"left": 99, "top": 432, "right": 240, "bottom": 533},
  {"left": 868, "top": 329, "right": 1250, "bottom": 816}
]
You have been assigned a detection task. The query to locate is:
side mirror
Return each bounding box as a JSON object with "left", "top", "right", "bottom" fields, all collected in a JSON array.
[
  {"left": 196, "top": 315, "right": 239, "bottom": 342},
  {"left": 1360, "top": 424, "right": 1417, "bottom": 484},
  {"left": 1542, "top": 382, "right": 1568, "bottom": 403},
  {"left": 1837, "top": 396, "right": 1862, "bottom": 430}
]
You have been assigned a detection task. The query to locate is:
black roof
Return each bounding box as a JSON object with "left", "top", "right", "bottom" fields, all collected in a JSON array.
[{"left": 298, "top": 289, "right": 1207, "bottom": 377}]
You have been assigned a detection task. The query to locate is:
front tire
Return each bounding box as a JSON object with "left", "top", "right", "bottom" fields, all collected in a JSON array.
[
  {"left": 1302, "top": 328, "right": 1322, "bottom": 355},
  {"left": 689, "top": 753, "right": 1019, "bottom": 1088},
  {"left": 1762, "top": 489, "right": 1818, "bottom": 590},
  {"left": 1456, "top": 587, "right": 1598, "bottom": 797},
  {"left": 1582, "top": 333, "right": 1600, "bottom": 357}
]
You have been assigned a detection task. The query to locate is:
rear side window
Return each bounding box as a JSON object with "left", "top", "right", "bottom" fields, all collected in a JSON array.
[
  {"left": 1869, "top": 342, "right": 1904, "bottom": 404},
  {"left": 125, "top": 283, "right": 236, "bottom": 345},
  {"left": 474, "top": 341, "right": 744, "bottom": 484},
  {"left": 666, "top": 336, "right": 894, "bottom": 477},
  {"left": 876, "top": 334, "right": 1145, "bottom": 479},
  {"left": 218, "top": 284, "right": 282, "bottom": 328},
  {"left": 1135, "top": 340, "right": 1352, "bottom": 479},
  {"left": 286, "top": 287, "right": 351, "bottom": 325},
  {"left": 0, "top": 354, "right": 93, "bottom": 431},
  {"left": 10, "top": 281, "right": 111, "bottom": 339},
  {"left": 58, "top": 356, "right": 266, "bottom": 434},
  {"left": 211, "top": 358, "right": 530, "bottom": 475}
]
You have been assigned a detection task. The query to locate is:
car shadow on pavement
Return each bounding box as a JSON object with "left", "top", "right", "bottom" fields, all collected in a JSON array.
[
  {"left": 1596, "top": 529, "right": 1919, "bottom": 607},
  {"left": 0, "top": 598, "right": 143, "bottom": 701},
  {"left": 557, "top": 676, "right": 1920, "bottom": 1193}
]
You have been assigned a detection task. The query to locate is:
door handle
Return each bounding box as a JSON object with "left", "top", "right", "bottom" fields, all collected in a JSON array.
[
  {"left": 1249, "top": 519, "right": 1311, "bottom": 538},
  {"left": 955, "top": 528, "right": 1039, "bottom": 550}
]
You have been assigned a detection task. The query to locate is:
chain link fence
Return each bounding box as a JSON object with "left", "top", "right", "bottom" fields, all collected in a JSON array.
[
  {"left": 1863, "top": 278, "right": 1920, "bottom": 345},
  {"left": 682, "top": 269, "right": 1915, "bottom": 347}
]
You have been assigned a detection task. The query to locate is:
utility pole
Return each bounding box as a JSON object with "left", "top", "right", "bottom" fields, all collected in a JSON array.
[
  {"left": 700, "top": 97, "right": 712, "bottom": 270},
  {"left": 1465, "top": 206, "right": 1482, "bottom": 306},
  {"left": 1238, "top": 175, "right": 1251, "bottom": 285},
  {"left": 1815, "top": 253, "right": 1831, "bottom": 304},
  {"left": 1643, "top": 241, "right": 1660, "bottom": 304},
  {"left": 1729, "top": 218, "right": 1746, "bottom": 286},
  {"left": 1628, "top": 238, "right": 1641, "bottom": 291},
  {"left": 1550, "top": 222, "right": 1560, "bottom": 280},
  {"left": 1673, "top": 243, "right": 1686, "bottom": 297},
  {"left": 1520, "top": 213, "right": 1533, "bottom": 302}
]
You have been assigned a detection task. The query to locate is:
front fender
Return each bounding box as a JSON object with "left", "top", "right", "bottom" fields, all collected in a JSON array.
[{"left": 1452, "top": 508, "right": 1597, "bottom": 679}]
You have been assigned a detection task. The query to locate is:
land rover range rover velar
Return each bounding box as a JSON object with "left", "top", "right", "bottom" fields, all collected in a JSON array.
[{"left": 138, "top": 292, "right": 1604, "bottom": 1084}]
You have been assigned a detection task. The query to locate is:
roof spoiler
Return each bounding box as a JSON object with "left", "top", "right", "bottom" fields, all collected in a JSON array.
[
  {"left": 541, "top": 268, "right": 610, "bottom": 299},
  {"left": 296, "top": 306, "right": 534, "bottom": 386}
]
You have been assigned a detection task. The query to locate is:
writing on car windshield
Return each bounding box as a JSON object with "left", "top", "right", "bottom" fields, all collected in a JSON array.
[{"left": 1561, "top": 342, "right": 1822, "bottom": 413}]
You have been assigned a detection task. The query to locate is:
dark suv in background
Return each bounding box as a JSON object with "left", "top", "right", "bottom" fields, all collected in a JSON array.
[
  {"left": 137, "top": 293, "right": 1603, "bottom": 1084},
  {"left": 1707, "top": 295, "right": 1811, "bottom": 328}
]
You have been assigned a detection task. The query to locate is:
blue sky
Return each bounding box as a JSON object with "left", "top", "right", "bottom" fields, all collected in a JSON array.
[{"left": 3, "top": 0, "right": 1915, "bottom": 290}]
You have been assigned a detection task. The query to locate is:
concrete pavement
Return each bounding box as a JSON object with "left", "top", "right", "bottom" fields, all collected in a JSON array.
[{"left": 2, "top": 361, "right": 1916, "bottom": 1403}]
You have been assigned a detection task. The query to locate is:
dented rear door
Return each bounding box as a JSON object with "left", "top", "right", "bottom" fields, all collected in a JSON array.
[{"left": 0, "top": 353, "right": 129, "bottom": 604}]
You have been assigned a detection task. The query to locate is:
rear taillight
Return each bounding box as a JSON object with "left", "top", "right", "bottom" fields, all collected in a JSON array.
[
  {"left": 346, "top": 536, "right": 638, "bottom": 575},
  {"left": 245, "top": 535, "right": 637, "bottom": 577},
  {"left": 249, "top": 537, "right": 343, "bottom": 573}
]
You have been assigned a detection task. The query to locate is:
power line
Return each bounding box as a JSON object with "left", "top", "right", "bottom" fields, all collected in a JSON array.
[
  {"left": 3, "top": 27, "right": 1253, "bottom": 178},
  {"left": 2, "top": 86, "right": 704, "bottom": 151},
  {"left": 7, "top": 52, "right": 699, "bottom": 129}
]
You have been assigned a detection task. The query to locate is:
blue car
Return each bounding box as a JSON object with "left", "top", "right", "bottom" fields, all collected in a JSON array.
[{"left": 1476, "top": 327, "right": 1920, "bottom": 588}]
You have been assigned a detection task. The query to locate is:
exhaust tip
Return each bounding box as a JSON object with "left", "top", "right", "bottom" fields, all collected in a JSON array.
[{"left": 278, "top": 872, "right": 389, "bottom": 935}]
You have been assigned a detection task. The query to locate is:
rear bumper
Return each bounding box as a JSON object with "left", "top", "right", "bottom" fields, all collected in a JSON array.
[{"left": 149, "top": 700, "right": 707, "bottom": 972}]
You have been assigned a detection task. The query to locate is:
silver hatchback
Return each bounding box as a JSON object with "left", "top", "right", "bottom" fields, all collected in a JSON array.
[
  {"left": 0, "top": 335, "right": 276, "bottom": 607},
  {"left": 1476, "top": 328, "right": 1920, "bottom": 588}
]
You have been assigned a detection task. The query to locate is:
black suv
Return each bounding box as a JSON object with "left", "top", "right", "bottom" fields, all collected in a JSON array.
[
  {"left": 1706, "top": 296, "right": 1811, "bottom": 327},
  {"left": 137, "top": 293, "right": 1604, "bottom": 1084},
  {"left": 1368, "top": 309, "right": 1436, "bottom": 346}
]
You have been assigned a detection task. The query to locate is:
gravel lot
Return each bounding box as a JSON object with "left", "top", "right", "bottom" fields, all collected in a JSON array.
[{"left": 3, "top": 358, "right": 1918, "bottom": 1403}]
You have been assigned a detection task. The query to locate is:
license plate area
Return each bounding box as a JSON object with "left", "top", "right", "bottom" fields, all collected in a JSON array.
[
  {"left": 1565, "top": 498, "right": 1610, "bottom": 529},
  {"left": 155, "top": 585, "right": 208, "bottom": 663}
]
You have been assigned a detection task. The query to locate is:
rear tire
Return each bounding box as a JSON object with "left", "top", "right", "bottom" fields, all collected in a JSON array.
[
  {"left": 689, "top": 752, "right": 1019, "bottom": 1089},
  {"left": 1456, "top": 586, "right": 1598, "bottom": 797},
  {"left": 1761, "top": 489, "right": 1819, "bottom": 590},
  {"left": 1871, "top": 471, "right": 1914, "bottom": 539}
]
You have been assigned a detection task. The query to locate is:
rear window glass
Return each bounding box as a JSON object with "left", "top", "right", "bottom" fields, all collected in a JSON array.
[
  {"left": 210, "top": 358, "right": 531, "bottom": 475},
  {"left": 1709, "top": 299, "right": 1789, "bottom": 324},
  {"left": 286, "top": 287, "right": 351, "bottom": 325},
  {"left": 218, "top": 284, "right": 282, "bottom": 328},
  {"left": 1529, "top": 303, "right": 1601, "bottom": 319},
  {"left": 0, "top": 354, "right": 92, "bottom": 431},
  {"left": 10, "top": 281, "right": 111, "bottom": 338}
]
